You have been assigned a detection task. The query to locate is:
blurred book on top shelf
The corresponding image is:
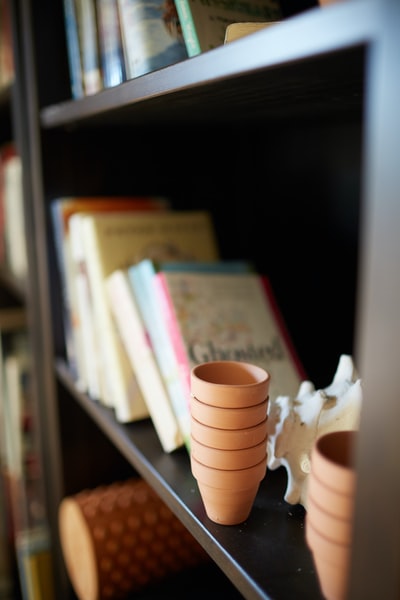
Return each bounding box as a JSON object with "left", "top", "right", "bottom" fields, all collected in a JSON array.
[
  {"left": 0, "top": 144, "right": 28, "bottom": 283},
  {"left": 117, "top": 0, "right": 188, "bottom": 79},
  {"left": 76, "top": 0, "right": 103, "bottom": 95},
  {"left": 224, "top": 21, "right": 279, "bottom": 43},
  {"left": 96, "top": 0, "right": 127, "bottom": 87},
  {"left": 63, "top": 0, "right": 85, "bottom": 99},
  {"left": 129, "top": 259, "right": 252, "bottom": 450},
  {"left": 71, "top": 208, "right": 220, "bottom": 424},
  {"left": 50, "top": 196, "right": 168, "bottom": 398},
  {"left": 153, "top": 268, "right": 306, "bottom": 451},
  {"left": 0, "top": 0, "right": 14, "bottom": 89},
  {"left": 174, "top": 0, "right": 281, "bottom": 57}
]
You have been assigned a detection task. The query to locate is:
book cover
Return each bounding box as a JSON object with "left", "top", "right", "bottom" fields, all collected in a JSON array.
[
  {"left": 154, "top": 270, "right": 305, "bottom": 449},
  {"left": 224, "top": 21, "right": 279, "bottom": 43},
  {"left": 50, "top": 196, "right": 168, "bottom": 394},
  {"left": 96, "top": 0, "right": 127, "bottom": 87},
  {"left": 63, "top": 0, "right": 85, "bottom": 99},
  {"left": 80, "top": 210, "right": 220, "bottom": 423},
  {"left": 129, "top": 260, "right": 252, "bottom": 450},
  {"left": 106, "top": 268, "right": 183, "bottom": 452},
  {"left": 117, "top": 0, "right": 188, "bottom": 79},
  {"left": 174, "top": 0, "right": 282, "bottom": 57}
]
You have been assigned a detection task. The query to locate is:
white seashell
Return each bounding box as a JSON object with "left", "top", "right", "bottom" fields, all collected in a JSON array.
[{"left": 266, "top": 354, "right": 362, "bottom": 508}]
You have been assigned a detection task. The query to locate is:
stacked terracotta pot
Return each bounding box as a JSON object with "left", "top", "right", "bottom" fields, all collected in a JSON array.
[
  {"left": 190, "top": 360, "right": 270, "bottom": 525},
  {"left": 305, "top": 429, "right": 357, "bottom": 600}
]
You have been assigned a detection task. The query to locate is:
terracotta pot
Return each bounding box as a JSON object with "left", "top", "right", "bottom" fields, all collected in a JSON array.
[
  {"left": 306, "top": 470, "right": 354, "bottom": 520},
  {"left": 310, "top": 430, "right": 357, "bottom": 495},
  {"left": 190, "top": 416, "right": 268, "bottom": 450},
  {"left": 191, "top": 454, "right": 267, "bottom": 488},
  {"left": 306, "top": 493, "right": 353, "bottom": 545},
  {"left": 305, "top": 519, "right": 351, "bottom": 568},
  {"left": 191, "top": 360, "right": 270, "bottom": 408},
  {"left": 195, "top": 480, "right": 261, "bottom": 525},
  {"left": 190, "top": 395, "right": 268, "bottom": 430},
  {"left": 191, "top": 455, "right": 266, "bottom": 524},
  {"left": 190, "top": 456, "right": 267, "bottom": 525},
  {"left": 190, "top": 435, "right": 267, "bottom": 470},
  {"left": 311, "top": 551, "right": 350, "bottom": 600}
]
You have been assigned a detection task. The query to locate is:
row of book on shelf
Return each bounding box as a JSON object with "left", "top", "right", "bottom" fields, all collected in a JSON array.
[
  {"left": 63, "top": 0, "right": 283, "bottom": 99},
  {"left": 0, "top": 309, "right": 54, "bottom": 600},
  {"left": 51, "top": 197, "right": 307, "bottom": 454}
]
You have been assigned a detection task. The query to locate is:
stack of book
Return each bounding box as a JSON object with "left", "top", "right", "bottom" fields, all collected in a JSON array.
[{"left": 51, "top": 197, "right": 306, "bottom": 454}]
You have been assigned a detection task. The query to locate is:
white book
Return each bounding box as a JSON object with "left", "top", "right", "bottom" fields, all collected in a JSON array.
[{"left": 106, "top": 269, "right": 183, "bottom": 452}]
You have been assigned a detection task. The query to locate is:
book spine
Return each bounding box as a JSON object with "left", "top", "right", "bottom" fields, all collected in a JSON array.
[
  {"left": 153, "top": 272, "right": 192, "bottom": 448},
  {"left": 76, "top": 0, "right": 103, "bottom": 95},
  {"left": 173, "top": 0, "right": 201, "bottom": 57},
  {"left": 96, "top": 0, "right": 126, "bottom": 87},
  {"left": 63, "top": 0, "right": 85, "bottom": 99},
  {"left": 106, "top": 270, "right": 183, "bottom": 452}
]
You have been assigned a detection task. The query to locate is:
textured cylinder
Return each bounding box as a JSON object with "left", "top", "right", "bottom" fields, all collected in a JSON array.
[{"left": 59, "top": 478, "right": 209, "bottom": 600}]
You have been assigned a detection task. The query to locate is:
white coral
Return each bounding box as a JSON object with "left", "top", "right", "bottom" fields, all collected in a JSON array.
[{"left": 266, "top": 355, "right": 362, "bottom": 508}]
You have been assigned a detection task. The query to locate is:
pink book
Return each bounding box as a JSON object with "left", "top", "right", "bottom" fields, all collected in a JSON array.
[{"left": 154, "top": 269, "right": 306, "bottom": 445}]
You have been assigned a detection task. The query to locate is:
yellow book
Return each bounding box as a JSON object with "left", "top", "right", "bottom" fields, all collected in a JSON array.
[
  {"left": 224, "top": 21, "right": 279, "bottom": 44},
  {"left": 79, "top": 210, "right": 220, "bottom": 423}
]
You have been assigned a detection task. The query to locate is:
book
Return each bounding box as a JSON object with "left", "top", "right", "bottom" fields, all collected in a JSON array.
[
  {"left": 0, "top": 0, "right": 14, "bottom": 89},
  {"left": 50, "top": 196, "right": 168, "bottom": 394},
  {"left": 129, "top": 260, "right": 251, "bottom": 449},
  {"left": 3, "top": 153, "right": 28, "bottom": 281},
  {"left": 63, "top": 0, "right": 85, "bottom": 99},
  {"left": 105, "top": 268, "right": 183, "bottom": 452},
  {"left": 224, "top": 21, "right": 279, "bottom": 43},
  {"left": 0, "top": 141, "right": 17, "bottom": 267},
  {"left": 78, "top": 210, "right": 220, "bottom": 422},
  {"left": 174, "top": 0, "right": 282, "bottom": 57},
  {"left": 76, "top": 0, "right": 103, "bottom": 95},
  {"left": 96, "top": 0, "right": 127, "bottom": 87},
  {"left": 117, "top": 0, "right": 188, "bottom": 80},
  {"left": 153, "top": 270, "right": 305, "bottom": 449}
]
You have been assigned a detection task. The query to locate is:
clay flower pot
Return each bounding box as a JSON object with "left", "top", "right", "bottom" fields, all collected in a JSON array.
[
  {"left": 305, "top": 429, "right": 358, "bottom": 600},
  {"left": 190, "top": 416, "right": 268, "bottom": 450},
  {"left": 310, "top": 430, "right": 357, "bottom": 495},
  {"left": 191, "top": 360, "right": 270, "bottom": 408},
  {"left": 306, "top": 493, "right": 353, "bottom": 545},
  {"left": 190, "top": 395, "right": 268, "bottom": 430},
  {"left": 191, "top": 455, "right": 267, "bottom": 525},
  {"left": 306, "top": 472, "right": 354, "bottom": 521},
  {"left": 190, "top": 435, "right": 267, "bottom": 470}
]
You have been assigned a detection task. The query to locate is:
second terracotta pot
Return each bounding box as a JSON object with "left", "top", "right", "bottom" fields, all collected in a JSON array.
[{"left": 190, "top": 395, "right": 268, "bottom": 430}]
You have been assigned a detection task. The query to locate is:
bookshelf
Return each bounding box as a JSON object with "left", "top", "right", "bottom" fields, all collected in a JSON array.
[{"left": 6, "top": 0, "right": 400, "bottom": 598}]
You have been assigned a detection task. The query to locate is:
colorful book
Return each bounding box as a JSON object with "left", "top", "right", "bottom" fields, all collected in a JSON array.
[
  {"left": 129, "top": 260, "right": 251, "bottom": 450},
  {"left": 117, "top": 0, "right": 188, "bottom": 79},
  {"left": 63, "top": 0, "right": 85, "bottom": 99},
  {"left": 96, "top": 0, "right": 127, "bottom": 87},
  {"left": 174, "top": 0, "right": 281, "bottom": 57},
  {"left": 106, "top": 268, "right": 183, "bottom": 452},
  {"left": 79, "top": 210, "right": 220, "bottom": 423},
  {"left": 50, "top": 196, "right": 168, "bottom": 394},
  {"left": 153, "top": 269, "right": 305, "bottom": 449}
]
